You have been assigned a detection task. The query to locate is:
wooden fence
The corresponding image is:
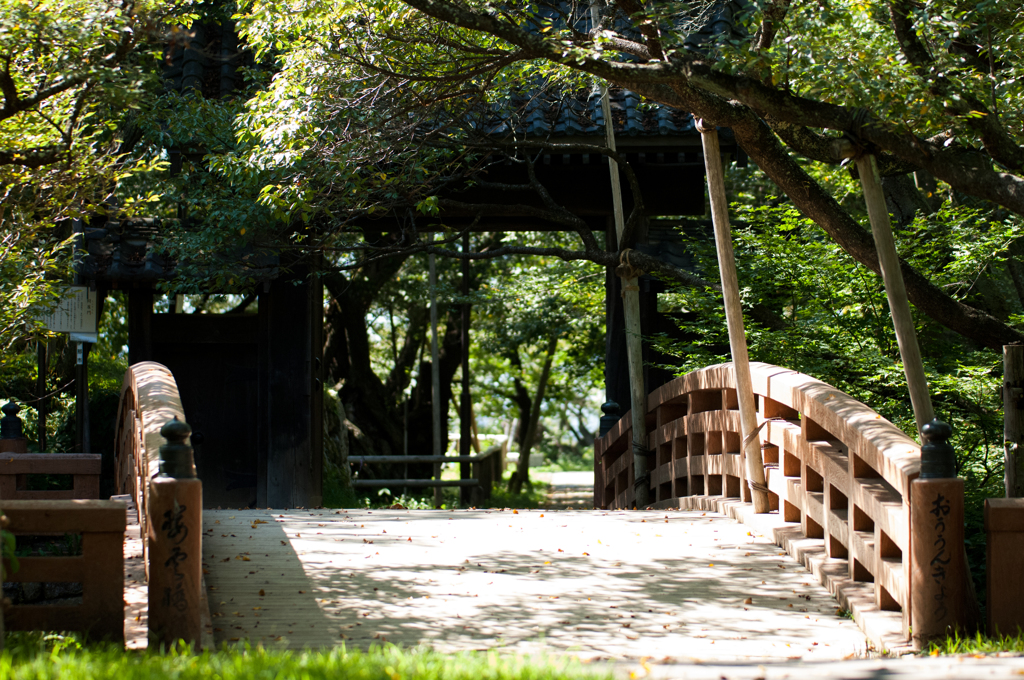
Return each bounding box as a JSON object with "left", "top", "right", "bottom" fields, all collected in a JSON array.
[
  {"left": 1, "top": 500, "right": 127, "bottom": 641},
  {"left": 0, "top": 453, "right": 102, "bottom": 500},
  {"left": 595, "top": 362, "right": 923, "bottom": 648},
  {"left": 350, "top": 449, "right": 502, "bottom": 503}
]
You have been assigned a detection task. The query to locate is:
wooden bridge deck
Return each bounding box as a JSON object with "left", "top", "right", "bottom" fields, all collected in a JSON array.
[{"left": 202, "top": 508, "right": 870, "bottom": 661}]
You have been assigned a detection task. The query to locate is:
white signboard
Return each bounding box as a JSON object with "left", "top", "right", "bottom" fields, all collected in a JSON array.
[{"left": 42, "top": 286, "right": 98, "bottom": 343}]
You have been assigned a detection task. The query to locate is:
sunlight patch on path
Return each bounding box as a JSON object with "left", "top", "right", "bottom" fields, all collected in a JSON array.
[{"left": 203, "top": 508, "right": 869, "bottom": 662}]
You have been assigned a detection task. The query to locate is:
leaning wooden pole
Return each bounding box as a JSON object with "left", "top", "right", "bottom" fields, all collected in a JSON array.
[
  {"left": 854, "top": 154, "right": 935, "bottom": 433},
  {"left": 599, "top": 83, "right": 650, "bottom": 508},
  {"left": 697, "top": 121, "right": 770, "bottom": 513},
  {"left": 855, "top": 152, "right": 975, "bottom": 645}
]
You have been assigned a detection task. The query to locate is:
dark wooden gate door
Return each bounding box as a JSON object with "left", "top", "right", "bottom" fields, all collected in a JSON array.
[{"left": 151, "top": 314, "right": 260, "bottom": 508}]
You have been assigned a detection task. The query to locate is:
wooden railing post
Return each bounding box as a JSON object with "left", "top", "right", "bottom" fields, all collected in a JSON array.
[
  {"left": 148, "top": 416, "right": 202, "bottom": 647},
  {"left": 0, "top": 401, "right": 28, "bottom": 454},
  {"left": 0, "top": 509, "right": 7, "bottom": 651},
  {"left": 910, "top": 420, "right": 969, "bottom": 648},
  {"left": 598, "top": 401, "right": 620, "bottom": 438}
]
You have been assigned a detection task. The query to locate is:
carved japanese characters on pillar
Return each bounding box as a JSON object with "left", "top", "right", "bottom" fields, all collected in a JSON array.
[{"left": 148, "top": 416, "right": 202, "bottom": 647}]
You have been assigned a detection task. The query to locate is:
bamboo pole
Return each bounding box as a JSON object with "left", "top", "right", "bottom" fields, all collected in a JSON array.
[
  {"left": 599, "top": 83, "right": 650, "bottom": 508},
  {"left": 698, "top": 122, "right": 771, "bottom": 513},
  {"left": 854, "top": 154, "right": 935, "bottom": 434},
  {"left": 429, "top": 232, "right": 443, "bottom": 507}
]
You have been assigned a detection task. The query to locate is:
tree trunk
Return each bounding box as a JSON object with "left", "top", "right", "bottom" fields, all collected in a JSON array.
[
  {"left": 324, "top": 262, "right": 464, "bottom": 484},
  {"left": 509, "top": 336, "right": 558, "bottom": 495}
]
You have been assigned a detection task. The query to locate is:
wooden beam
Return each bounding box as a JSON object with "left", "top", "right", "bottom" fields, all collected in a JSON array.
[
  {"left": 352, "top": 455, "right": 488, "bottom": 464},
  {"left": 352, "top": 479, "right": 479, "bottom": 488},
  {"left": 698, "top": 123, "right": 770, "bottom": 513}
]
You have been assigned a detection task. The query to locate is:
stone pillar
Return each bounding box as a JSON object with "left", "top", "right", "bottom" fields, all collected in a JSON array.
[
  {"left": 148, "top": 417, "right": 202, "bottom": 647},
  {"left": 910, "top": 419, "right": 969, "bottom": 648}
]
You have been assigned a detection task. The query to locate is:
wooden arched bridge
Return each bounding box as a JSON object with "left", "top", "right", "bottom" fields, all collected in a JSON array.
[
  {"left": 0, "top": 360, "right": 992, "bottom": 658},
  {"left": 595, "top": 362, "right": 935, "bottom": 651}
]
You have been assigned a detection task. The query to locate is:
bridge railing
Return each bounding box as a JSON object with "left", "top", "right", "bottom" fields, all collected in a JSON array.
[
  {"left": 1, "top": 499, "right": 126, "bottom": 641},
  {"left": 0, "top": 454, "right": 102, "bottom": 500},
  {"left": 596, "top": 362, "right": 921, "bottom": 643},
  {"left": 115, "top": 361, "right": 206, "bottom": 646},
  {"left": 115, "top": 361, "right": 187, "bottom": 568}
]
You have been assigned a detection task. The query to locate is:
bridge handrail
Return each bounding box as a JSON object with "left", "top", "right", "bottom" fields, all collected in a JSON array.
[
  {"left": 1, "top": 499, "right": 126, "bottom": 641},
  {"left": 114, "top": 361, "right": 186, "bottom": 567},
  {"left": 0, "top": 453, "right": 102, "bottom": 500},
  {"left": 595, "top": 361, "right": 920, "bottom": 644}
]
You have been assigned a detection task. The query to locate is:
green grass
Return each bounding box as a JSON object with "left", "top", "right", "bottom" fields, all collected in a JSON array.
[
  {"left": 1, "top": 633, "right": 611, "bottom": 680},
  {"left": 924, "top": 630, "right": 1024, "bottom": 655},
  {"left": 486, "top": 485, "right": 545, "bottom": 509}
]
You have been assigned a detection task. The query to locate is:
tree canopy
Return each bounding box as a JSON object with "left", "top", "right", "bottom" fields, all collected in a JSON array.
[
  {"left": 229, "top": 0, "right": 1024, "bottom": 350},
  {"left": 3, "top": 0, "right": 1024, "bottom": 512}
]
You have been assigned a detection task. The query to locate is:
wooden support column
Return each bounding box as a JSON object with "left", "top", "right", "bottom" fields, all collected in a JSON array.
[
  {"left": 460, "top": 232, "right": 472, "bottom": 506},
  {"left": 75, "top": 342, "right": 91, "bottom": 454},
  {"left": 698, "top": 122, "right": 770, "bottom": 513},
  {"left": 599, "top": 83, "right": 650, "bottom": 508},
  {"left": 429, "top": 233, "right": 443, "bottom": 507},
  {"left": 265, "top": 271, "right": 316, "bottom": 508},
  {"left": 1004, "top": 345, "right": 1024, "bottom": 497},
  {"left": 128, "top": 287, "right": 153, "bottom": 366},
  {"left": 36, "top": 341, "right": 47, "bottom": 452}
]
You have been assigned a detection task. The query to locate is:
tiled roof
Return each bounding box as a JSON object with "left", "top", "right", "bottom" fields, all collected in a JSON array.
[
  {"left": 472, "top": 87, "right": 701, "bottom": 140},
  {"left": 76, "top": 219, "right": 279, "bottom": 284}
]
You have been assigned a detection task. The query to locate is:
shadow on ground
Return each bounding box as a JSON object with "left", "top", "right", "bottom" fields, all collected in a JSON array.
[{"left": 203, "top": 508, "right": 868, "bottom": 661}]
